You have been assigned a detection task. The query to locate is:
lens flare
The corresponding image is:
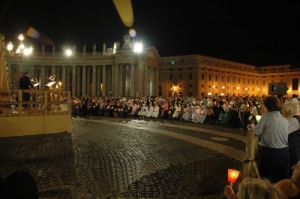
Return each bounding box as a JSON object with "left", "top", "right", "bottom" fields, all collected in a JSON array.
[{"left": 129, "top": 28, "right": 136, "bottom": 38}]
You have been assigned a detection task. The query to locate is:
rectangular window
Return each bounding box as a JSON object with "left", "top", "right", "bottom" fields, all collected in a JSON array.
[
  {"left": 227, "top": 77, "right": 230, "bottom": 83},
  {"left": 179, "top": 73, "right": 183, "bottom": 80},
  {"left": 209, "top": 74, "right": 211, "bottom": 81},
  {"left": 188, "top": 84, "right": 193, "bottom": 88},
  {"left": 169, "top": 73, "right": 173, "bottom": 80},
  {"left": 292, "top": 78, "right": 299, "bottom": 90},
  {"left": 263, "top": 80, "right": 265, "bottom": 85},
  {"left": 189, "top": 73, "right": 193, "bottom": 80},
  {"left": 215, "top": 75, "right": 218, "bottom": 81},
  {"left": 233, "top": 77, "right": 235, "bottom": 83},
  {"left": 201, "top": 73, "right": 205, "bottom": 80},
  {"left": 238, "top": 78, "right": 240, "bottom": 83},
  {"left": 222, "top": 76, "right": 224, "bottom": 82}
]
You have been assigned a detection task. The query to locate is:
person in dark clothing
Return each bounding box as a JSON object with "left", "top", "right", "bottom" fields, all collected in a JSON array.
[
  {"left": 19, "top": 72, "right": 33, "bottom": 105},
  {"left": 0, "top": 170, "right": 39, "bottom": 199}
]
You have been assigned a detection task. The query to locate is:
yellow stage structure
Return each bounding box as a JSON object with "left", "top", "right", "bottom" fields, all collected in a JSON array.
[{"left": 0, "top": 34, "right": 71, "bottom": 137}]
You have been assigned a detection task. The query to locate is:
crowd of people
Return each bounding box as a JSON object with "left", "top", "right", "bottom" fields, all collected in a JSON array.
[
  {"left": 71, "top": 94, "right": 267, "bottom": 128},
  {"left": 70, "top": 93, "right": 300, "bottom": 198}
]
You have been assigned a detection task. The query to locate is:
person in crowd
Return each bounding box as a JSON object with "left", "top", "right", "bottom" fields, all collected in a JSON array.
[
  {"left": 281, "top": 100, "right": 300, "bottom": 176},
  {"left": 252, "top": 96, "right": 289, "bottom": 183},
  {"left": 224, "top": 177, "right": 283, "bottom": 199},
  {"left": 181, "top": 104, "right": 192, "bottom": 122},
  {"left": 81, "top": 95, "right": 89, "bottom": 117},
  {"left": 205, "top": 105, "right": 214, "bottom": 123},
  {"left": 228, "top": 98, "right": 240, "bottom": 128},
  {"left": 239, "top": 100, "right": 250, "bottom": 130},
  {"left": 292, "top": 94, "right": 299, "bottom": 103},
  {"left": 19, "top": 72, "right": 34, "bottom": 106},
  {"left": 152, "top": 102, "right": 160, "bottom": 118},
  {"left": 146, "top": 102, "right": 153, "bottom": 118},
  {"left": 275, "top": 160, "right": 300, "bottom": 199},
  {"left": 172, "top": 104, "right": 182, "bottom": 119},
  {"left": 0, "top": 170, "right": 39, "bottom": 199},
  {"left": 138, "top": 103, "right": 147, "bottom": 118},
  {"left": 161, "top": 100, "right": 169, "bottom": 119},
  {"left": 216, "top": 101, "right": 226, "bottom": 125}
]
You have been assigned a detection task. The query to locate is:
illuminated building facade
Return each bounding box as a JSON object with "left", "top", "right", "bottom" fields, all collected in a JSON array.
[
  {"left": 4, "top": 36, "right": 300, "bottom": 98},
  {"left": 159, "top": 55, "right": 300, "bottom": 97},
  {"left": 5, "top": 42, "right": 161, "bottom": 97}
]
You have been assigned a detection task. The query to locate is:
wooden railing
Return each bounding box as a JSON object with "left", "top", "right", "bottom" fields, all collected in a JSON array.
[{"left": 0, "top": 89, "right": 71, "bottom": 117}]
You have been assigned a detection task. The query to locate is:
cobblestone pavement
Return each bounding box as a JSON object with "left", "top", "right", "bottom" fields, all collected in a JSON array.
[{"left": 0, "top": 116, "right": 247, "bottom": 199}]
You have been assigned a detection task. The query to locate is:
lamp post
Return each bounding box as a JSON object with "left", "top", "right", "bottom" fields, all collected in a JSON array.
[
  {"left": 6, "top": 34, "right": 33, "bottom": 57},
  {"left": 222, "top": 86, "right": 225, "bottom": 96},
  {"left": 6, "top": 34, "right": 33, "bottom": 89},
  {"left": 245, "top": 87, "right": 248, "bottom": 96}
]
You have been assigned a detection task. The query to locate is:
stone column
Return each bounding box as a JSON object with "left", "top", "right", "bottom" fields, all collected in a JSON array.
[
  {"left": 72, "top": 65, "right": 76, "bottom": 97},
  {"left": 144, "top": 64, "right": 149, "bottom": 96},
  {"left": 62, "top": 65, "right": 66, "bottom": 91},
  {"left": 130, "top": 63, "right": 135, "bottom": 97},
  {"left": 51, "top": 65, "right": 56, "bottom": 79},
  {"left": 111, "top": 64, "right": 115, "bottom": 96},
  {"left": 82, "top": 65, "right": 87, "bottom": 95},
  {"left": 87, "top": 66, "right": 91, "bottom": 96},
  {"left": 154, "top": 68, "right": 159, "bottom": 96},
  {"left": 92, "top": 65, "right": 97, "bottom": 96},
  {"left": 102, "top": 65, "right": 107, "bottom": 96},
  {"left": 66, "top": 66, "right": 70, "bottom": 91},
  {"left": 96, "top": 66, "right": 102, "bottom": 96},
  {"left": 114, "top": 64, "right": 119, "bottom": 96},
  {"left": 41, "top": 65, "right": 46, "bottom": 91},
  {"left": 149, "top": 67, "right": 154, "bottom": 96},
  {"left": 138, "top": 62, "right": 144, "bottom": 97},
  {"left": 76, "top": 66, "right": 81, "bottom": 97},
  {"left": 107, "top": 66, "right": 112, "bottom": 96},
  {"left": 119, "top": 65, "right": 124, "bottom": 96}
]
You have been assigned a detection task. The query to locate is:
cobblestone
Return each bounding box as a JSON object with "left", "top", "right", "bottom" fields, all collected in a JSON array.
[{"left": 0, "top": 117, "right": 246, "bottom": 198}]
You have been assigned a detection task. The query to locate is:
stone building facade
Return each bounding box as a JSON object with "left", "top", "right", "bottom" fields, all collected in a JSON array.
[
  {"left": 159, "top": 55, "right": 300, "bottom": 97},
  {"left": 5, "top": 43, "right": 161, "bottom": 97}
]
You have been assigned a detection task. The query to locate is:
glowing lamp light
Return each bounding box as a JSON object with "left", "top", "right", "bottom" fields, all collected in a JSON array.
[
  {"left": 133, "top": 42, "right": 143, "bottom": 53},
  {"left": 228, "top": 169, "right": 240, "bottom": 186}
]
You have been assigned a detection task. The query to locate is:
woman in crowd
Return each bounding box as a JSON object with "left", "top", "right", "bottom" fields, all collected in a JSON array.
[
  {"left": 224, "top": 177, "right": 283, "bottom": 199},
  {"left": 281, "top": 100, "right": 300, "bottom": 176}
]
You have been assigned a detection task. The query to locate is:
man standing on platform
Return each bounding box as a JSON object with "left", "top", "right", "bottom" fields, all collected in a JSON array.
[{"left": 19, "top": 72, "right": 33, "bottom": 106}]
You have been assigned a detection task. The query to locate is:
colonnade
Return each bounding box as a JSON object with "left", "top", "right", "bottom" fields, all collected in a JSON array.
[{"left": 6, "top": 60, "right": 160, "bottom": 97}]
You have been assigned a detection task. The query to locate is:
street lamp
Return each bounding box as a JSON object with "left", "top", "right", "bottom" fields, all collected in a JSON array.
[
  {"left": 6, "top": 34, "right": 33, "bottom": 89},
  {"left": 133, "top": 41, "right": 143, "bottom": 53},
  {"left": 245, "top": 87, "right": 248, "bottom": 96},
  {"left": 222, "top": 86, "right": 225, "bottom": 96},
  {"left": 6, "top": 34, "right": 33, "bottom": 56}
]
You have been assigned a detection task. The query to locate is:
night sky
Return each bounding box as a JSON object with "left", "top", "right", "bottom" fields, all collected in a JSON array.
[{"left": 1, "top": 0, "right": 299, "bottom": 67}]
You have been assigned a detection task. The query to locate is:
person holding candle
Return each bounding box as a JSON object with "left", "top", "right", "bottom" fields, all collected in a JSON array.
[{"left": 224, "top": 177, "right": 284, "bottom": 199}]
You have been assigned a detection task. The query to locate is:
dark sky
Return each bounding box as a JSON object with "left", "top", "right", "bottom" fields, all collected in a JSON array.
[{"left": 1, "top": 0, "right": 299, "bottom": 67}]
